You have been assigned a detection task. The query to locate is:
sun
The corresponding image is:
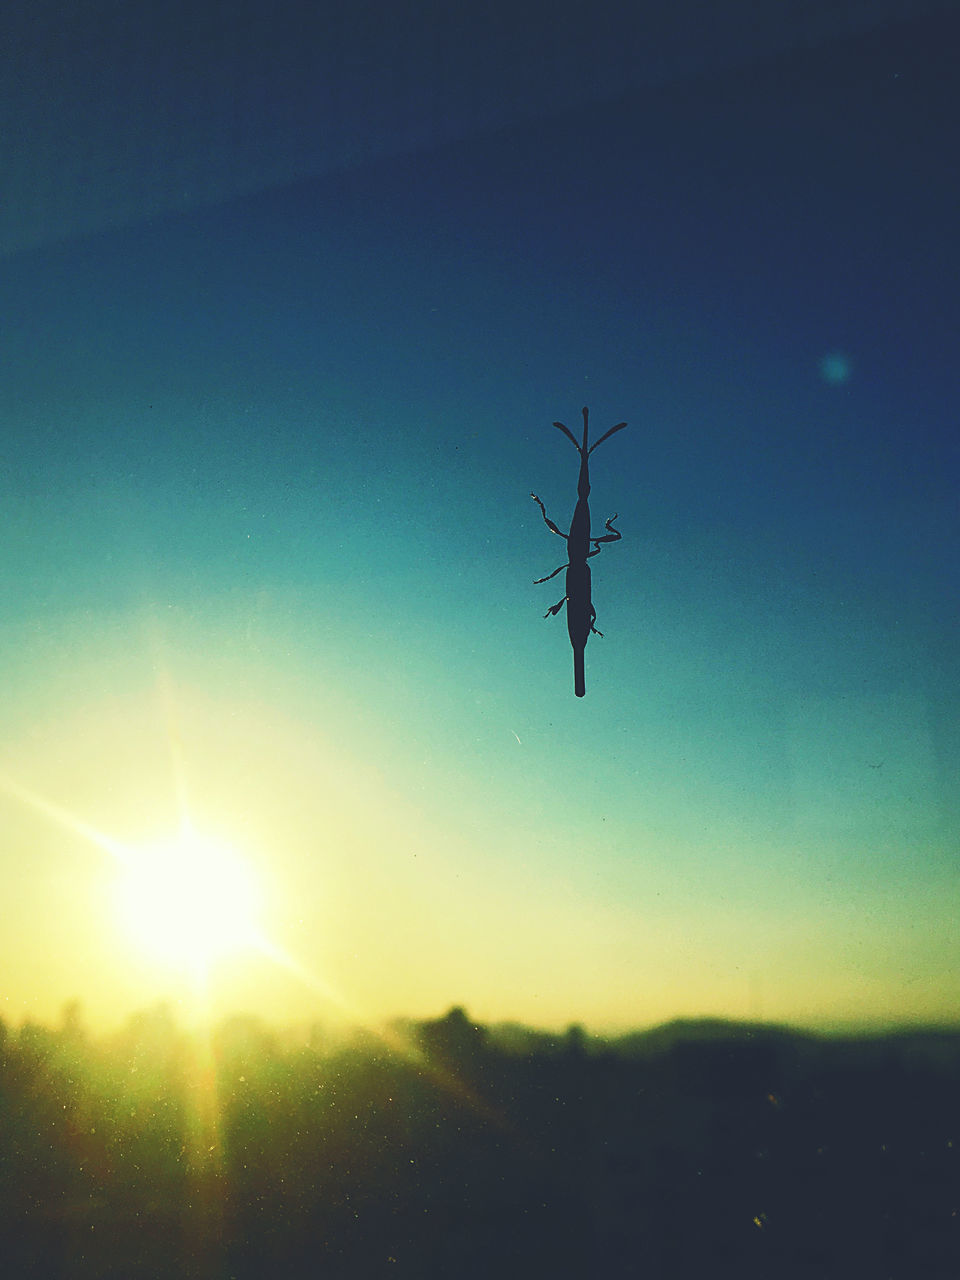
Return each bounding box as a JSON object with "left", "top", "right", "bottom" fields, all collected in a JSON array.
[{"left": 113, "top": 824, "right": 262, "bottom": 978}]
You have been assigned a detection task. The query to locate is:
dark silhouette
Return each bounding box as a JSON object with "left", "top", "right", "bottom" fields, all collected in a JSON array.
[
  {"left": 532, "top": 407, "right": 625, "bottom": 696},
  {"left": 3, "top": 1005, "right": 959, "bottom": 1279}
]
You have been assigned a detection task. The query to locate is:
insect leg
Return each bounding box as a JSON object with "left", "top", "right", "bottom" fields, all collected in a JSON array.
[
  {"left": 544, "top": 597, "right": 567, "bottom": 618},
  {"left": 590, "top": 513, "right": 621, "bottom": 553},
  {"left": 531, "top": 493, "right": 568, "bottom": 539},
  {"left": 534, "top": 562, "right": 569, "bottom": 584}
]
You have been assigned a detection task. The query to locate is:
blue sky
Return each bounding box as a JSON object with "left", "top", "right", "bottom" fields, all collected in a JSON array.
[{"left": 1, "top": 8, "right": 957, "bottom": 1032}]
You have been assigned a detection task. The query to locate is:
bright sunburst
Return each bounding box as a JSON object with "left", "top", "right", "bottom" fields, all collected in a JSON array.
[{"left": 113, "top": 824, "right": 262, "bottom": 978}]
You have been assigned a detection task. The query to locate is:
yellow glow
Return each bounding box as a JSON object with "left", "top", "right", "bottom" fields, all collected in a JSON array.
[{"left": 113, "top": 825, "right": 262, "bottom": 979}]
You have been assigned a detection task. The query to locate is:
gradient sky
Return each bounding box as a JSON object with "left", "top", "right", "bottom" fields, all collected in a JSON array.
[{"left": 1, "top": 6, "right": 958, "bottom": 1034}]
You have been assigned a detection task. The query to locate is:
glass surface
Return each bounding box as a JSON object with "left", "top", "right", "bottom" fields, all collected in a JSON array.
[{"left": 1, "top": 3, "right": 957, "bottom": 1275}]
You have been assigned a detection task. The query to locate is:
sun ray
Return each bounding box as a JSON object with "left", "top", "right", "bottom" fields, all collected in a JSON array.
[
  {"left": 0, "top": 768, "right": 130, "bottom": 862},
  {"left": 150, "top": 651, "right": 193, "bottom": 830}
]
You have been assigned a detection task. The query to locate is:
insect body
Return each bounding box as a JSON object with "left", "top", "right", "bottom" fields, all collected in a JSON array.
[{"left": 532, "top": 407, "right": 626, "bottom": 696}]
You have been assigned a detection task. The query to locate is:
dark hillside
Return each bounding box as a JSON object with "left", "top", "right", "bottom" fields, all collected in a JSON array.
[{"left": 1, "top": 1008, "right": 957, "bottom": 1278}]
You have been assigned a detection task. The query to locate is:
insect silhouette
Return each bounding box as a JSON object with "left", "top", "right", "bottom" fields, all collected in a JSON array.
[{"left": 531, "top": 407, "right": 626, "bottom": 697}]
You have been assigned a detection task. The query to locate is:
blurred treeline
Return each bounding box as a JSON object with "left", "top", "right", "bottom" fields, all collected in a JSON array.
[{"left": 1, "top": 1003, "right": 957, "bottom": 1278}]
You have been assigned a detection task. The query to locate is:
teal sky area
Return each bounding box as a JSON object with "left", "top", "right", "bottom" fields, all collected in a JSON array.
[{"left": 1, "top": 6, "right": 957, "bottom": 1034}]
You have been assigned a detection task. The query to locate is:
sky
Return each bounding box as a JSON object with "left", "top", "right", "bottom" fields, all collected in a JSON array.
[{"left": 1, "top": 4, "right": 958, "bottom": 1036}]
